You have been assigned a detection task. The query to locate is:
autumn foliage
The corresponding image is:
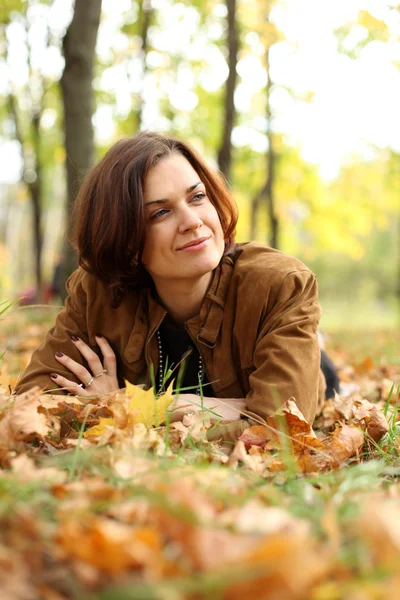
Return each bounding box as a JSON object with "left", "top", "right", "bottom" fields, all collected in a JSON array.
[{"left": 0, "top": 325, "right": 400, "bottom": 599}]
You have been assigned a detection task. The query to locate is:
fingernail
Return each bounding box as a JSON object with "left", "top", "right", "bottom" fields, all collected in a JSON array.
[
  {"left": 95, "top": 333, "right": 103, "bottom": 338},
  {"left": 50, "top": 373, "right": 58, "bottom": 379},
  {"left": 55, "top": 351, "right": 63, "bottom": 357},
  {"left": 70, "top": 335, "right": 79, "bottom": 342}
]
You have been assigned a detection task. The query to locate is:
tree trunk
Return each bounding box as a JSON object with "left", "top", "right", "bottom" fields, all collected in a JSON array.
[
  {"left": 136, "top": 0, "right": 153, "bottom": 130},
  {"left": 30, "top": 110, "right": 43, "bottom": 292},
  {"left": 250, "top": 184, "right": 263, "bottom": 241},
  {"left": 60, "top": 0, "right": 102, "bottom": 294},
  {"left": 217, "top": 0, "right": 238, "bottom": 182},
  {"left": 250, "top": 44, "right": 279, "bottom": 248},
  {"left": 264, "top": 45, "right": 278, "bottom": 249},
  {"left": 7, "top": 90, "right": 43, "bottom": 297}
]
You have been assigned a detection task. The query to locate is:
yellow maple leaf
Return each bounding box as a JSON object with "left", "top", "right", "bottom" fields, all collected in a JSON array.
[
  {"left": 125, "top": 380, "right": 174, "bottom": 428},
  {"left": 84, "top": 417, "right": 115, "bottom": 438}
]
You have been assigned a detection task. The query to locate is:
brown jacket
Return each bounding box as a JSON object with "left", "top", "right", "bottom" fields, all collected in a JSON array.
[{"left": 15, "top": 242, "right": 324, "bottom": 432}]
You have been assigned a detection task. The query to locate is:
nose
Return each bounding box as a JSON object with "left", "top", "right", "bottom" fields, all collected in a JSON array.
[{"left": 177, "top": 204, "right": 203, "bottom": 233}]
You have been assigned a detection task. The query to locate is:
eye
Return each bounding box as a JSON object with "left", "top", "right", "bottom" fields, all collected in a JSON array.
[
  {"left": 192, "top": 192, "right": 206, "bottom": 202},
  {"left": 150, "top": 208, "right": 169, "bottom": 221}
]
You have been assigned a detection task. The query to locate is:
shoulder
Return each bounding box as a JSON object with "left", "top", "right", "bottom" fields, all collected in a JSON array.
[
  {"left": 226, "top": 242, "right": 318, "bottom": 309},
  {"left": 65, "top": 268, "right": 141, "bottom": 310},
  {"left": 224, "top": 243, "right": 319, "bottom": 333},
  {"left": 231, "top": 241, "right": 314, "bottom": 280},
  {"left": 66, "top": 268, "right": 101, "bottom": 297}
]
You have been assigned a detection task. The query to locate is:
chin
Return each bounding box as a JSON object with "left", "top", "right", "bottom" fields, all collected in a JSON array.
[{"left": 192, "top": 254, "right": 222, "bottom": 277}]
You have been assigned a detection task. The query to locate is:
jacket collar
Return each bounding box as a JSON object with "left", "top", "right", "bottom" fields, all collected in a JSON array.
[
  {"left": 124, "top": 254, "right": 235, "bottom": 362},
  {"left": 187, "top": 254, "right": 234, "bottom": 348}
]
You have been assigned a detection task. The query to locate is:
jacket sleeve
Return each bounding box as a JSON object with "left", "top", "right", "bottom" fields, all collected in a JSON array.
[
  {"left": 13, "top": 269, "right": 92, "bottom": 396},
  {"left": 245, "top": 269, "right": 323, "bottom": 425}
]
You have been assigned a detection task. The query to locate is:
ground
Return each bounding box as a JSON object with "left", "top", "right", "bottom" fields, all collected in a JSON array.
[{"left": 0, "top": 304, "right": 399, "bottom": 600}]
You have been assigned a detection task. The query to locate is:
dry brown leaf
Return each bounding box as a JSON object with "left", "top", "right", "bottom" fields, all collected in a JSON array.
[
  {"left": 58, "top": 517, "right": 166, "bottom": 575},
  {"left": 150, "top": 480, "right": 261, "bottom": 571},
  {"left": 332, "top": 392, "right": 355, "bottom": 421},
  {"left": 224, "top": 530, "right": 330, "bottom": 600},
  {"left": 181, "top": 412, "right": 211, "bottom": 442},
  {"left": 354, "top": 356, "right": 374, "bottom": 374},
  {"left": 267, "top": 398, "right": 318, "bottom": 453},
  {"left": 10, "top": 454, "right": 66, "bottom": 484},
  {"left": 352, "top": 398, "right": 389, "bottom": 442},
  {"left": 233, "top": 500, "right": 309, "bottom": 537},
  {"left": 227, "top": 440, "right": 266, "bottom": 474},
  {"left": 237, "top": 400, "right": 365, "bottom": 474},
  {"left": 0, "top": 543, "right": 37, "bottom": 600},
  {"left": 38, "top": 395, "right": 85, "bottom": 414},
  {"left": 298, "top": 425, "right": 364, "bottom": 473},
  {"left": 0, "top": 387, "right": 50, "bottom": 449},
  {"left": 239, "top": 425, "right": 272, "bottom": 449},
  {"left": 356, "top": 499, "right": 400, "bottom": 568}
]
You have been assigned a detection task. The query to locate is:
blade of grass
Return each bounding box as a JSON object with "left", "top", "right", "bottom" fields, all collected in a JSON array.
[
  {"left": 383, "top": 382, "right": 395, "bottom": 416},
  {"left": 68, "top": 405, "right": 92, "bottom": 481}
]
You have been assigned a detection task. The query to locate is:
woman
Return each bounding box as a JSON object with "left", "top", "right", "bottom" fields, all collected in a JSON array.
[{"left": 14, "top": 131, "right": 329, "bottom": 439}]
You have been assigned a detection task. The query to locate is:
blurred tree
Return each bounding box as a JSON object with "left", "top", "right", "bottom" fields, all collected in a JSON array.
[
  {"left": 1, "top": 1, "right": 48, "bottom": 297},
  {"left": 59, "top": 0, "right": 102, "bottom": 293},
  {"left": 217, "top": 0, "right": 238, "bottom": 182},
  {"left": 248, "top": 1, "right": 282, "bottom": 247},
  {"left": 335, "top": 9, "right": 390, "bottom": 59},
  {"left": 113, "top": 0, "right": 154, "bottom": 136},
  {"left": 333, "top": 5, "right": 400, "bottom": 300},
  {"left": 136, "top": 0, "right": 153, "bottom": 129}
]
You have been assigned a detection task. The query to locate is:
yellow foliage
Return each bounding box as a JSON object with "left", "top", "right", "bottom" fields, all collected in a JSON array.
[
  {"left": 84, "top": 418, "right": 115, "bottom": 438},
  {"left": 358, "top": 10, "right": 390, "bottom": 41},
  {"left": 54, "top": 146, "right": 66, "bottom": 163},
  {"left": 84, "top": 382, "right": 175, "bottom": 438},
  {"left": 125, "top": 380, "right": 174, "bottom": 428}
]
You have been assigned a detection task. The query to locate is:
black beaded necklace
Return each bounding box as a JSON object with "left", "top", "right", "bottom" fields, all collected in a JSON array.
[{"left": 156, "top": 329, "right": 204, "bottom": 395}]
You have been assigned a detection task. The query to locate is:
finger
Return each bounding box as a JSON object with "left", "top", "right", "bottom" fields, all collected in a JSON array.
[
  {"left": 95, "top": 335, "right": 117, "bottom": 378},
  {"left": 70, "top": 335, "right": 104, "bottom": 376},
  {"left": 50, "top": 372, "right": 88, "bottom": 396},
  {"left": 55, "top": 351, "right": 92, "bottom": 385}
]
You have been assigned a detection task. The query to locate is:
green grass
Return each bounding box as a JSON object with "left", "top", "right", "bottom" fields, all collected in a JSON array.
[{"left": 320, "top": 298, "right": 399, "bottom": 331}]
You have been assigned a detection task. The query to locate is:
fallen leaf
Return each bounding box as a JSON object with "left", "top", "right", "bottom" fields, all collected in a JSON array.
[
  {"left": 267, "top": 398, "right": 318, "bottom": 453},
  {"left": 58, "top": 517, "right": 166, "bottom": 575},
  {"left": 356, "top": 498, "right": 400, "bottom": 567},
  {"left": 227, "top": 440, "right": 266, "bottom": 474},
  {"left": 10, "top": 454, "right": 66, "bottom": 484},
  {"left": 332, "top": 392, "right": 355, "bottom": 421},
  {"left": 83, "top": 417, "right": 115, "bottom": 438},
  {"left": 125, "top": 379, "right": 174, "bottom": 427},
  {"left": 0, "top": 387, "right": 49, "bottom": 448},
  {"left": 298, "top": 425, "right": 364, "bottom": 473},
  {"left": 239, "top": 425, "right": 272, "bottom": 449},
  {"left": 225, "top": 531, "right": 329, "bottom": 600},
  {"left": 352, "top": 398, "right": 389, "bottom": 442}
]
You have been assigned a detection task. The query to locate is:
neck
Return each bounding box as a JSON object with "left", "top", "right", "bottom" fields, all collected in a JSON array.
[{"left": 153, "top": 272, "right": 213, "bottom": 324}]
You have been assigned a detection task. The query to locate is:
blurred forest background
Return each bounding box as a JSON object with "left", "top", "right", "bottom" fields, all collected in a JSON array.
[{"left": 0, "top": 0, "right": 399, "bottom": 331}]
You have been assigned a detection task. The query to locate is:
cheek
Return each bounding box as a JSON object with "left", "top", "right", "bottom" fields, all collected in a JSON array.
[
  {"left": 211, "top": 211, "right": 224, "bottom": 241},
  {"left": 142, "top": 226, "right": 171, "bottom": 266}
]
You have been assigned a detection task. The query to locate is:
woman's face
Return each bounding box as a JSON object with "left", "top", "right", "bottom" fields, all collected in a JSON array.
[{"left": 141, "top": 153, "right": 225, "bottom": 286}]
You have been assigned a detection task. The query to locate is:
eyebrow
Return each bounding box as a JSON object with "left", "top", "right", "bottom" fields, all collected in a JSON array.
[{"left": 144, "top": 181, "right": 203, "bottom": 207}]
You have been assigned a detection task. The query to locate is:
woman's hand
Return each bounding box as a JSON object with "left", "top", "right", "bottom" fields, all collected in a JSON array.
[
  {"left": 50, "top": 334, "right": 119, "bottom": 396},
  {"left": 168, "top": 394, "right": 246, "bottom": 423}
]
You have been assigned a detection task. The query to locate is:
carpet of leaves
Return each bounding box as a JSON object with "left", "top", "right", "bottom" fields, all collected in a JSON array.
[{"left": 0, "top": 308, "right": 400, "bottom": 600}]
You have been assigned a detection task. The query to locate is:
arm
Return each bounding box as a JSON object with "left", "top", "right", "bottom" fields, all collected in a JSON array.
[
  {"left": 245, "top": 269, "right": 322, "bottom": 424},
  {"left": 169, "top": 394, "right": 246, "bottom": 423},
  {"left": 14, "top": 269, "right": 95, "bottom": 395}
]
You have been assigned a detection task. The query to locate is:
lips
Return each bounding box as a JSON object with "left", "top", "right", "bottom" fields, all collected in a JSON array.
[{"left": 177, "top": 236, "right": 210, "bottom": 251}]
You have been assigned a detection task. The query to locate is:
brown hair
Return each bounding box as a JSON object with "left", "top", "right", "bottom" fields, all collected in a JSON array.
[{"left": 72, "top": 131, "right": 238, "bottom": 307}]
